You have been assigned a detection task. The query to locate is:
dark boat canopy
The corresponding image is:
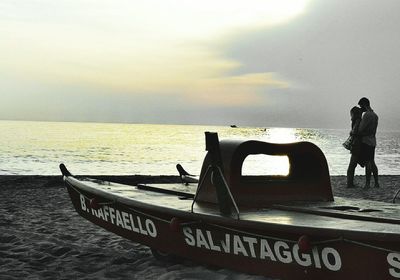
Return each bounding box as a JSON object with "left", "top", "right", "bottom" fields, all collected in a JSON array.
[{"left": 196, "top": 132, "right": 333, "bottom": 208}]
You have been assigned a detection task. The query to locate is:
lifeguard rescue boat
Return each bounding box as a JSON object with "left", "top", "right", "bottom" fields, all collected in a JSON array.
[{"left": 61, "top": 132, "right": 400, "bottom": 280}]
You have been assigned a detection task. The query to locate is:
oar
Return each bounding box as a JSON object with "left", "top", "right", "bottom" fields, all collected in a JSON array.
[{"left": 136, "top": 183, "right": 195, "bottom": 199}]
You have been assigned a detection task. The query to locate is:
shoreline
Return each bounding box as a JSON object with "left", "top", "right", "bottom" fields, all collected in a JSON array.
[
  {"left": 1, "top": 174, "right": 398, "bottom": 201},
  {"left": 1, "top": 175, "right": 399, "bottom": 279}
]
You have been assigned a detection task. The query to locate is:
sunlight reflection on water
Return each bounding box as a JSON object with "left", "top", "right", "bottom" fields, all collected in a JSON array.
[{"left": 0, "top": 120, "right": 398, "bottom": 175}]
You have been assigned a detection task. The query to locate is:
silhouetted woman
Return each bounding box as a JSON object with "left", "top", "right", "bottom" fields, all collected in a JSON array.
[{"left": 345, "top": 106, "right": 363, "bottom": 188}]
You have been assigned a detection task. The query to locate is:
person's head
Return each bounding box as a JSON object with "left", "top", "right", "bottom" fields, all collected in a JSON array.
[
  {"left": 350, "top": 106, "right": 362, "bottom": 120},
  {"left": 358, "top": 97, "right": 370, "bottom": 111}
]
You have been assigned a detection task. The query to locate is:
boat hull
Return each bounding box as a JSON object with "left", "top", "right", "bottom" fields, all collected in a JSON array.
[{"left": 65, "top": 178, "right": 400, "bottom": 280}]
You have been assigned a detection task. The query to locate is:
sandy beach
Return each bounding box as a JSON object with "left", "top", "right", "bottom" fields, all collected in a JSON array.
[{"left": 1, "top": 175, "right": 399, "bottom": 279}]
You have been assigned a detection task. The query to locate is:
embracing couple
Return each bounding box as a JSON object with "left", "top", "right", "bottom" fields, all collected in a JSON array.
[{"left": 345, "top": 97, "right": 379, "bottom": 189}]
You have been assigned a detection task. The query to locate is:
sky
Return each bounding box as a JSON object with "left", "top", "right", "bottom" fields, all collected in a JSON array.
[{"left": 1, "top": 0, "right": 400, "bottom": 129}]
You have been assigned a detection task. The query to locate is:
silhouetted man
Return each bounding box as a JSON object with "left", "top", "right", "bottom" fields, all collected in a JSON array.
[{"left": 358, "top": 97, "right": 379, "bottom": 188}]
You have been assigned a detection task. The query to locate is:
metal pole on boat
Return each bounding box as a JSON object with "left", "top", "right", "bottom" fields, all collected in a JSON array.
[{"left": 205, "top": 132, "right": 232, "bottom": 216}]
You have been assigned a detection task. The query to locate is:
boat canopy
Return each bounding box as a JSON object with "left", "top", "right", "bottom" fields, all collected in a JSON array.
[{"left": 195, "top": 132, "right": 333, "bottom": 209}]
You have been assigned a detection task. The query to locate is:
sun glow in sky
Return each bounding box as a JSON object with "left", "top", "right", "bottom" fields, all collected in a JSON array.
[
  {"left": 2, "top": 0, "right": 400, "bottom": 128},
  {"left": 1, "top": 0, "right": 307, "bottom": 103}
]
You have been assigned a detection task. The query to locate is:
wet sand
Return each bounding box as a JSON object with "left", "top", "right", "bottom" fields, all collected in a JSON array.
[{"left": 1, "top": 175, "right": 399, "bottom": 279}]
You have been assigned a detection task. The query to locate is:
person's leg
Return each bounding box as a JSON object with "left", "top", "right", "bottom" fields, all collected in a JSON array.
[
  {"left": 347, "top": 155, "right": 358, "bottom": 188},
  {"left": 364, "top": 161, "right": 372, "bottom": 188},
  {"left": 371, "top": 160, "right": 379, "bottom": 187}
]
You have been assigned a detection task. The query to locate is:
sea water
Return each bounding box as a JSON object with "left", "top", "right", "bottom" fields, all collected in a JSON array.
[{"left": 0, "top": 120, "right": 399, "bottom": 175}]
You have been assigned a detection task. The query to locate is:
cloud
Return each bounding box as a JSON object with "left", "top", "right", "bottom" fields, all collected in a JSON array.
[
  {"left": 6, "top": 0, "right": 400, "bottom": 129},
  {"left": 182, "top": 72, "right": 290, "bottom": 106},
  {"left": 0, "top": 0, "right": 306, "bottom": 93},
  {"left": 215, "top": 0, "right": 400, "bottom": 128},
  {"left": 1, "top": 17, "right": 292, "bottom": 109}
]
